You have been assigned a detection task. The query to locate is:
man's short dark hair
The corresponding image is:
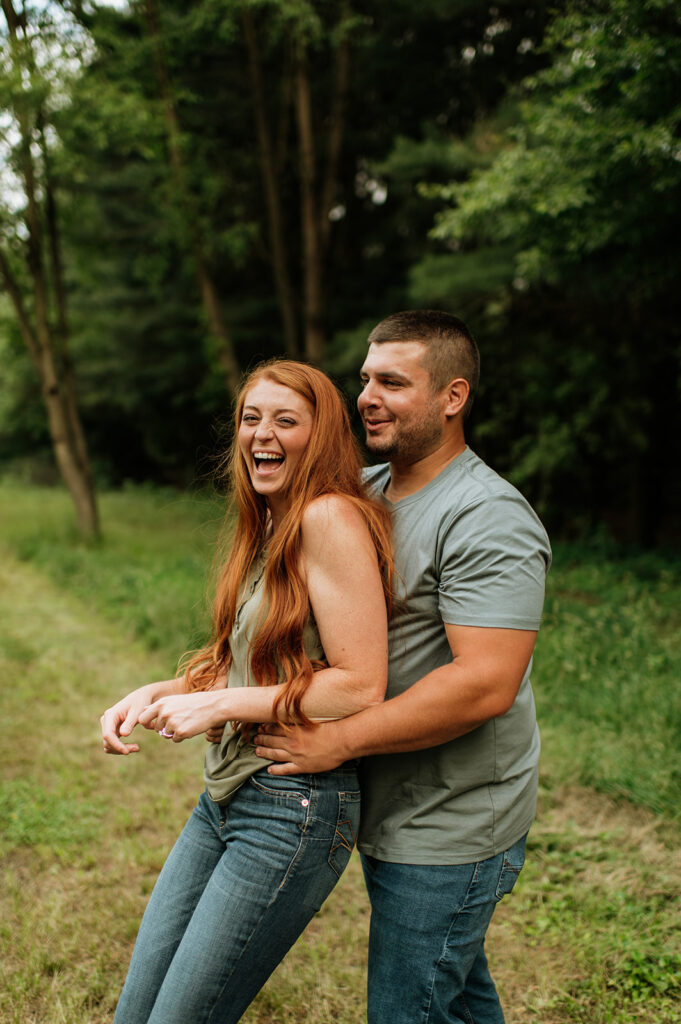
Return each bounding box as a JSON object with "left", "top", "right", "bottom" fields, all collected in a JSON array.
[{"left": 367, "top": 310, "right": 480, "bottom": 418}]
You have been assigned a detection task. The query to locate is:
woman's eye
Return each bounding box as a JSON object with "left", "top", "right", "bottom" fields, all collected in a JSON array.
[
  {"left": 278, "top": 418, "right": 296, "bottom": 427},
  {"left": 242, "top": 415, "right": 259, "bottom": 424}
]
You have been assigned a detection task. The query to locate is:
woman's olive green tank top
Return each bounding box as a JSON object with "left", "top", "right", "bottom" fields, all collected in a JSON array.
[{"left": 203, "top": 550, "right": 324, "bottom": 805}]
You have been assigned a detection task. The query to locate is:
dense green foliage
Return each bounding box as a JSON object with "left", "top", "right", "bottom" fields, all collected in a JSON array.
[
  {"left": 428, "top": 0, "right": 681, "bottom": 542},
  {"left": 1, "top": 0, "right": 679, "bottom": 543}
]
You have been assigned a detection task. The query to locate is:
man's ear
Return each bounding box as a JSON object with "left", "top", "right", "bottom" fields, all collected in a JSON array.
[{"left": 443, "top": 378, "right": 470, "bottom": 418}]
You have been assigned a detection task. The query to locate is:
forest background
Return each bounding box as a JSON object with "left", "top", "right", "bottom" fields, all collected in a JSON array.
[
  {"left": 2, "top": 3, "right": 681, "bottom": 1022},
  {"left": 1, "top": 0, "right": 680, "bottom": 546}
]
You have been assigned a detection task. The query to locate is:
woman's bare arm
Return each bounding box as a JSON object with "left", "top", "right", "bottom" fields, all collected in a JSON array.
[{"left": 138, "top": 495, "right": 389, "bottom": 742}]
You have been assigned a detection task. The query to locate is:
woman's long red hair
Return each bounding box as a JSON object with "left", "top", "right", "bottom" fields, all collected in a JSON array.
[{"left": 182, "top": 360, "right": 393, "bottom": 725}]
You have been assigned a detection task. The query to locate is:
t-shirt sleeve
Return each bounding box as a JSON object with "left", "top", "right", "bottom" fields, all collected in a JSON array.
[{"left": 437, "top": 495, "right": 551, "bottom": 630}]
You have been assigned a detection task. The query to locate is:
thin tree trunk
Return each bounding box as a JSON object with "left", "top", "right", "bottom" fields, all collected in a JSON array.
[
  {"left": 0, "top": 253, "right": 99, "bottom": 536},
  {"left": 320, "top": 2, "right": 351, "bottom": 253},
  {"left": 196, "top": 251, "right": 242, "bottom": 395},
  {"left": 2, "top": 0, "right": 99, "bottom": 537},
  {"left": 276, "top": 37, "right": 294, "bottom": 172},
  {"left": 294, "top": 41, "right": 325, "bottom": 364},
  {"left": 39, "top": 345, "right": 100, "bottom": 537},
  {"left": 242, "top": 7, "right": 299, "bottom": 358},
  {"left": 40, "top": 118, "right": 96, "bottom": 500},
  {"left": 144, "top": 0, "right": 241, "bottom": 397},
  {"left": 291, "top": 7, "right": 353, "bottom": 364},
  {"left": 0, "top": 248, "right": 40, "bottom": 366}
]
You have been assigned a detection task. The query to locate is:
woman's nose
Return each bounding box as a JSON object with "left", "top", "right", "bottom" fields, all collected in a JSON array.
[{"left": 254, "top": 418, "right": 274, "bottom": 440}]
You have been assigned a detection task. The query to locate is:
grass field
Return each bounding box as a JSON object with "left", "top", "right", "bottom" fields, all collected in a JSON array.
[{"left": 1, "top": 481, "right": 680, "bottom": 1023}]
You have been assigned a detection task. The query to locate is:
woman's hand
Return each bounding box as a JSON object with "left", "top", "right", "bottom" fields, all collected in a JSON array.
[
  {"left": 138, "top": 691, "right": 229, "bottom": 743},
  {"left": 100, "top": 683, "right": 158, "bottom": 755}
]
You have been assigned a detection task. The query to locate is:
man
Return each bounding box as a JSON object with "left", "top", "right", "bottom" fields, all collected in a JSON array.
[{"left": 255, "top": 310, "right": 551, "bottom": 1024}]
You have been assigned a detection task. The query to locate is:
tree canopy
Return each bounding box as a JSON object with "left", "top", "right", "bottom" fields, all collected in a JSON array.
[
  {"left": 1, "top": 0, "right": 679, "bottom": 543},
  {"left": 427, "top": 0, "right": 681, "bottom": 542}
]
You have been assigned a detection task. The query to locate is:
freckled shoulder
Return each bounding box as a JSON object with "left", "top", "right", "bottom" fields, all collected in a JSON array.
[{"left": 300, "top": 494, "right": 370, "bottom": 554}]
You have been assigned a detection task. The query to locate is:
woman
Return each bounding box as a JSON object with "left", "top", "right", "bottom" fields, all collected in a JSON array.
[{"left": 100, "top": 360, "right": 393, "bottom": 1024}]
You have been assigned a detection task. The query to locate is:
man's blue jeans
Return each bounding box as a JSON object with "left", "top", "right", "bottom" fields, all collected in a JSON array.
[
  {"left": 362, "top": 834, "right": 527, "bottom": 1024},
  {"left": 114, "top": 765, "right": 360, "bottom": 1024}
]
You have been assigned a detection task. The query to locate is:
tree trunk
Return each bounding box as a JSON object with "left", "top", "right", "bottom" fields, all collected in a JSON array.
[
  {"left": 40, "top": 348, "right": 100, "bottom": 537},
  {"left": 320, "top": 2, "right": 351, "bottom": 253},
  {"left": 291, "top": 8, "right": 353, "bottom": 364},
  {"left": 195, "top": 251, "right": 242, "bottom": 394},
  {"left": 294, "top": 42, "right": 325, "bottom": 364},
  {"left": 40, "top": 118, "right": 98, "bottom": 510},
  {"left": 242, "top": 7, "right": 299, "bottom": 358},
  {"left": 144, "top": 0, "right": 241, "bottom": 397},
  {"left": 1, "top": 0, "right": 99, "bottom": 537},
  {"left": 0, "top": 247, "right": 99, "bottom": 537}
]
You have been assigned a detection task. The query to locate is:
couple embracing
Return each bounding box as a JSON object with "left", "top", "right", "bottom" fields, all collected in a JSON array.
[{"left": 101, "top": 309, "right": 551, "bottom": 1024}]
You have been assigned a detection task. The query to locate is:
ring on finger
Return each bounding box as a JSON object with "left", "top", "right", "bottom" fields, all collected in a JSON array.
[{"left": 159, "top": 727, "right": 174, "bottom": 739}]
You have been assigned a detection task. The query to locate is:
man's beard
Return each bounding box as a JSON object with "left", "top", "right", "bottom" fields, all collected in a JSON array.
[{"left": 365, "top": 411, "right": 443, "bottom": 464}]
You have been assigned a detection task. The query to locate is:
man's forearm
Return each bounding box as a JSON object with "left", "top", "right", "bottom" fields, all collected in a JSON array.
[
  {"left": 326, "top": 662, "right": 492, "bottom": 760},
  {"left": 255, "top": 626, "right": 536, "bottom": 771},
  {"left": 332, "top": 625, "right": 537, "bottom": 758}
]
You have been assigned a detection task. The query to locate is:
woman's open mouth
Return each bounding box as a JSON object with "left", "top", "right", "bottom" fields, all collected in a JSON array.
[{"left": 253, "top": 451, "right": 285, "bottom": 475}]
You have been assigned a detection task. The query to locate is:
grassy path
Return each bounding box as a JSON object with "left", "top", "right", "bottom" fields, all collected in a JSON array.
[{"left": 1, "top": 550, "right": 680, "bottom": 1023}]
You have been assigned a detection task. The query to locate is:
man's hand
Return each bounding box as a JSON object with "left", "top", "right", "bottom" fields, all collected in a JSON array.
[
  {"left": 205, "top": 726, "right": 225, "bottom": 744},
  {"left": 254, "top": 720, "right": 347, "bottom": 775}
]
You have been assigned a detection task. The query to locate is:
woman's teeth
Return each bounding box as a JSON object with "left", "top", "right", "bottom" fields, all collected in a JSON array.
[{"left": 254, "top": 452, "right": 284, "bottom": 470}]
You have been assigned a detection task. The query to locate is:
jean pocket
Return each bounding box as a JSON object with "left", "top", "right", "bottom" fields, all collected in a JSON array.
[
  {"left": 494, "top": 834, "right": 527, "bottom": 901},
  {"left": 248, "top": 770, "right": 311, "bottom": 804},
  {"left": 328, "top": 790, "right": 361, "bottom": 879}
]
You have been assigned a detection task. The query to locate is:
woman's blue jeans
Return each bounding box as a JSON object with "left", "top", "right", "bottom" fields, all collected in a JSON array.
[
  {"left": 362, "top": 834, "right": 527, "bottom": 1024},
  {"left": 114, "top": 764, "right": 360, "bottom": 1024}
]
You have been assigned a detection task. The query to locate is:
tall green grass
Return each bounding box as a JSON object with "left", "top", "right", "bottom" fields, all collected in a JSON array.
[
  {"left": 2, "top": 479, "right": 680, "bottom": 820},
  {"left": 0, "top": 480, "right": 225, "bottom": 663},
  {"left": 535, "top": 543, "right": 681, "bottom": 819},
  {"left": 1, "top": 481, "right": 680, "bottom": 1023}
]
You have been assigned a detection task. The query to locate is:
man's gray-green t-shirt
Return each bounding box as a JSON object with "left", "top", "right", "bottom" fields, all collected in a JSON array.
[{"left": 358, "top": 447, "right": 551, "bottom": 865}]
